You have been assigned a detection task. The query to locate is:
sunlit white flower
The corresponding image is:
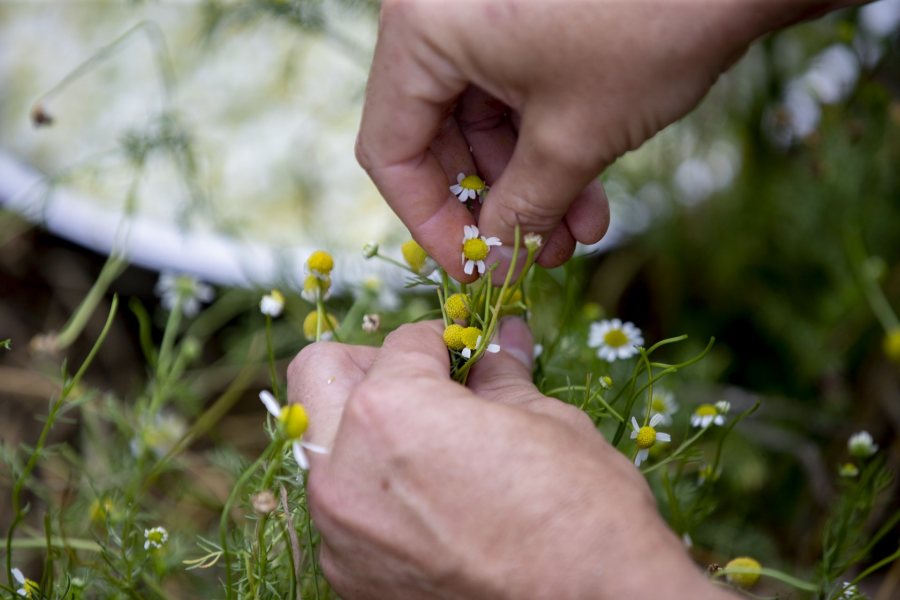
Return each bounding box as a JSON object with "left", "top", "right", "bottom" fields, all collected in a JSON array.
[
  {"left": 630, "top": 413, "right": 671, "bottom": 467},
  {"left": 449, "top": 172, "right": 487, "bottom": 202},
  {"left": 690, "top": 403, "right": 726, "bottom": 428},
  {"left": 848, "top": 431, "right": 878, "bottom": 458},
  {"left": 144, "top": 526, "right": 169, "bottom": 550},
  {"left": 587, "top": 319, "right": 644, "bottom": 362},
  {"left": 12, "top": 568, "right": 39, "bottom": 598},
  {"left": 260, "top": 289, "right": 285, "bottom": 317},
  {"left": 645, "top": 388, "right": 678, "bottom": 426},
  {"left": 259, "top": 390, "right": 327, "bottom": 470},
  {"left": 155, "top": 272, "right": 214, "bottom": 317},
  {"left": 461, "top": 225, "right": 502, "bottom": 276}
]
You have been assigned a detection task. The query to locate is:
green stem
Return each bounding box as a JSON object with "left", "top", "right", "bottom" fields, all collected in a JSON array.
[{"left": 55, "top": 254, "right": 126, "bottom": 349}]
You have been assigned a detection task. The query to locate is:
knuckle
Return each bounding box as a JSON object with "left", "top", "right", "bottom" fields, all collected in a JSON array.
[
  {"left": 354, "top": 133, "right": 375, "bottom": 172},
  {"left": 494, "top": 191, "right": 562, "bottom": 234}
]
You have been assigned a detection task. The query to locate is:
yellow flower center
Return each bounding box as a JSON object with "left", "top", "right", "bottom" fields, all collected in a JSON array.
[
  {"left": 445, "top": 293, "right": 470, "bottom": 321},
  {"left": 460, "top": 174, "right": 485, "bottom": 191},
  {"left": 461, "top": 327, "right": 482, "bottom": 350},
  {"left": 463, "top": 238, "right": 489, "bottom": 261},
  {"left": 307, "top": 250, "right": 334, "bottom": 276},
  {"left": 401, "top": 239, "right": 430, "bottom": 274},
  {"left": 695, "top": 404, "right": 717, "bottom": 417},
  {"left": 304, "top": 274, "right": 331, "bottom": 296},
  {"left": 269, "top": 289, "right": 285, "bottom": 305},
  {"left": 651, "top": 396, "right": 667, "bottom": 412},
  {"left": 635, "top": 426, "right": 657, "bottom": 449},
  {"left": 884, "top": 328, "right": 900, "bottom": 364},
  {"left": 279, "top": 404, "right": 309, "bottom": 439},
  {"left": 725, "top": 557, "right": 762, "bottom": 588},
  {"left": 23, "top": 579, "right": 39, "bottom": 597},
  {"left": 603, "top": 329, "right": 628, "bottom": 347},
  {"left": 443, "top": 324, "right": 466, "bottom": 351},
  {"left": 303, "top": 311, "right": 338, "bottom": 341},
  {"left": 147, "top": 530, "right": 166, "bottom": 545}
]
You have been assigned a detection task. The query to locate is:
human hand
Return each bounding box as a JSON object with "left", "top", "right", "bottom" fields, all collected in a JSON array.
[
  {"left": 356, "top": 0, "right": 857, "bottom": 279},
  {"left": 288, "top": 318, "right": 731, "bottom": 599}
]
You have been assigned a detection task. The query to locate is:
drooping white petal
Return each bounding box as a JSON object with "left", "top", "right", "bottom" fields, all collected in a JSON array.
[
  {"left": 631, "top": 416, "right": 640, "bottom": 433},
  {"left": 302, "top": 441, "right": 329, "bottom": 455},
  {"left": 484, "top": 237, "right": 501, "bottom": 246},
  {"left": 635, "top": 448, "right": 649, "bottom": 467},
  {"left": 457, "top": 172, "right": 465, "bottom": 183},
  {"left": 293, "top": 442, "right": 309, "bottom": 470},
  {"left": 476, "top": 260, "right": 486, "bottom": 274},
  {"left": 259, "top": 390, "right": 281, "bottom": 418},
  {"left": 461, "top": 348, "right": 472, "bottom": 359},
  {"left": 650, "top": 413, "right": 664, "bottom": 427},
  {"left": 656, "top": 432, "right": 672, "bottom": 443},
  {"left": 12, "top": 568, "right": 25, "bottom": 584},
  {"left": 464, "top": 260, "right": 475, "bottom": 275},
  {"left": 486, "top": 343, "right": 500, "bottom": 353}
]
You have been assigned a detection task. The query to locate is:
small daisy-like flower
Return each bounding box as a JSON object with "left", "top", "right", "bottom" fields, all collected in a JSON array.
[
  {"left": 302, "top": 311, "right": 338, "bottom": 341},
  {"left": 443, "top": 324, "right": 466, "bottom": 351},
  {"left": 724, "top": 556, "right": 762, "bottom": 589},
  {"left": 362, "top": 242, "right": 379, "bottom": 259},
  {"left": 155, "top": 272, "right": 214, "bottom": 318},
  {"left": 461, "top": 225, "right": 502, "bottom": 276},
  {"left": 459, "top": 326, "right": 500, "bottom": 359},
  {"left": 306, "top": 250, "right": 334, "bottom": 279},
  {"left": 260, "top": 289, "right": 285, "bottom": 317},
  {"left": 836, "top": 581, "right": 863, "bottom": 600},
  {"left": 690, "top": 403, "right": 726, "bottom": 428},
  {"left": 362, "top": 313, "right": 380, "bottom": 333},
  {"left": 449, "top": 172, "right": 487, "bottom": 202},
  {"left": 646, "top": 389, "right": 678, "bottom": 426},
  {"left": 884, "top": 328, "right": 900, "bottom": 364},
  {"left": 259, "top": 390, "right": 327, "bottom": 470},
  {"left": 848, "top": 431, "right": 878, "bottom": 458},
  {"left": 599, "top": 375, "right": 613, "bottom": 389},
  {"left": 12, "top": 568, "right": 39, "bottom": 598},
  {"left": 143, "top": 526, "right": 169, "bottom": 550},
  {"left": 444, "top": 293, "right": 470, "bottom": 321},
  {"left": 523, "top": 232, "right": 543, "bottom": 251},
  {"left": 401, "top": 240, "right": 437, "bottom": 276},
  {"left": 629, "top": 413, "right": 671, "bottom": 467},
  {"left": 587, "top": 319, "right": 644, "bottom": 362},
  {"left": 839, "top": 462, "right": 859, "bottom": 478},
  {"left": 301, "top": 273, "right": 332, "bottom": 302},
  {"left": 715, "top": 400, "right": 731, "bottom": 415}
]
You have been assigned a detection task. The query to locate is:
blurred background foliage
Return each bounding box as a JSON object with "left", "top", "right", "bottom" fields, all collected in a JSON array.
[{"left": 1, "top": 1, "right": 899, "bottom": 598}]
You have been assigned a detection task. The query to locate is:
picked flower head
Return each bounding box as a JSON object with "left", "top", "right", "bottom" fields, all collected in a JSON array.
[
  {"left": 461, "top": 225, "right": 502, "bottom": 276},
  {"left": 155, "top": 272, "right": 214, "bottom": 318},
  {"left": 259, "top": 390, "right": 327, "bottom": 470},
  {"left": 401, "top": 239, "right": 437, "bottom": 275},
  {"left": 12, "top": 568, "right": 39, "bottom": 598},
  {"left": 459, "top": 326, "right": 500, "bottom": 359},
  {"left": 144, "top": 526, "right": 169, "bottom": 550},
  {"left": 724, "top": 556, "right": 762, "bottom": 589},
  {"left": 523, "top": 232, "right": 543, "bottom": 252},
  {"left": 848, "top": 431, "right": 877, "bottom": 458},
  {"left": 629, "top": 413, "right": 671, "bottom": 467},
  {"left": 443, "top": 324, "right": 466, "bottom": 351},
  {"left": 301, "top": 273, "right": 332, "bottom": 302},
  {"left": 260, "top": 289, "right": 285, "bottom": 317},
  {"left": 449, "top": 172, "right": 486, "bottom": 202},
  {"left": 444, "top": 293, "right": 470, "bottom": 321},
  {"left": 306, "top": 250, "right": 334, "bottom": 279},
  {"left": 646, "top": 388, "right": 678, "bottom": 426},
  {"left": 588, "top": 318, "right": 644, "bottom": 362},
  {"left": 690, "top": 404, "right": 726, "bottom": 428}
]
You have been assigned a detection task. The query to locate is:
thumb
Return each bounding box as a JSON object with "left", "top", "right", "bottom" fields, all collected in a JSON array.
[
  {"left": 477, "top": 110, "right": 604, "bottom": 256},
  {"left": 467, "top": 317, "right": 540, "bottom": 404}
]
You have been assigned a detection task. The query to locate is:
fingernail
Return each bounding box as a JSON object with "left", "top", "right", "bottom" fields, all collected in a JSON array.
[
  {"left": 498, "top": 317, "right": 533, "bottom": 369},
  {"left": 488, "top": 246, "right": 529, "bottom": 286}
]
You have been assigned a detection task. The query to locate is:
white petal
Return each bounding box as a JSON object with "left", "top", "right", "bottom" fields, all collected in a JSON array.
[
  {"left": 293, "top": 442, "right": 309, "bottom": 470},
  {"left": 650, "top": 413, "right": 664, "bottom": 427},
  {"left": 461, "top": 348, "right": 472, "bottom": 359},
  {"left": 465, "top": 189, "right": 475, "bottom": 201},
  {"left": 12, "top": 568, "right": 25, "bottom": 584},
  {"left": 457, "top": 193, "right": 468, "bottom": 202},
  {"left": 656, "top": 432, "right": 671, "bottom": 443},
  {"left": 487, "top": 344, "right": 500, "bottom": 353},
  {"left": 302, "top": 442, "right": 329, "bottom": 455},
  {"left": 714, "top": 416, "right": 725, "bottom": 426},
  {"left": 484, "top": 237, "right": 501, "bottom": 246},
  {"left": 450, "top": 184, "right": 463, "bottom": 195},
  {"left": 635, "top": 449, "right": 649, "bottom": 467},
  {"left": 476, "top": 260, "right": 486, "bottom": 274},
  {"left": 259, "top": 390, "right": 281, "bottom": 417},
  {"left": 464, "top": 260, "right": 475, "bottom": 275},
  {"left": 457, "top": 172, "right": 465, "bottom": 183},
  {"left": 611, "top": 318, "right": 622, "bottom": 329},
  {"left": 631, "top": 416, "right": 640, "bottom": 432}
]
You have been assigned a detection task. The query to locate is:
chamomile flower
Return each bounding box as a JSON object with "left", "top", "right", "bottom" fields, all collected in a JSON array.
[
  {"left": 301, "top": 272, "right": 333, "bottom": 303},
  {"left": 143, "top": 526, "right": 169, "bottom": 550},
  {"left": 848, "top": 431, "right": 878, "bottom": 458},
  {"left": 306, "top": 250, "right": 334, "bottom": 279},
  {"left": 302, "top": 311, "right": 338, "bottom": 341},
  {"left": 461, "top": 225, "right": 502, "bottom": 276},
  {"left": 12, "top": 568, "right": 39, "bottom": 598},
  {"left": 629, "top": 413, "right": 671, "bottom": 467},
  {"left": 401, "top": 240, "right": 437, "bottom": 276},
  {"left": 459, "top": 326, "right": 500, "bottom": 359},
  {"left": 260, "top": 289, "right": 285, "bottom": 317},
  {"left": 645, "top": 388, "right": 678, "bottom": 426},
  {"left": 155, "top": 272, "right": 214, "bottom": 317},
  {"left": 587, "top": 319, "right": 644, "bottom": 362},
  {"left": 724, "top": 556, "right": 762, "bottom": 589},
  {"left": 449, "top": 172, "right": 487, "bottom": 202},
  {"left": 444, "top": 293, "right": 470, "bottom": 321},
  {"left": 690, "top": 403, "right": 726, "bottom": 428},
  {"left": 259, "top": 390, "right": 327, "bottom": 470}
]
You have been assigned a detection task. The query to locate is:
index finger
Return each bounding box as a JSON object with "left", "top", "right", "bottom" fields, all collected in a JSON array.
[{"left": 355, "top": 5, "right": 474, "bottom": 280}]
